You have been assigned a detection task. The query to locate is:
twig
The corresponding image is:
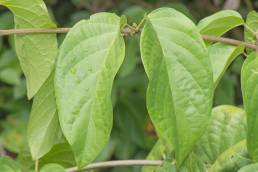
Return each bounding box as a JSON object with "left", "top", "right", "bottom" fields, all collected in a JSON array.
[
  {"left": 65, "top": 160, "right": 163, "bottom": 172},
  {"left": 35, "top": 159, "right": 39, "bottom": 172},
  {"left": 0, "top": 28, "right": 258, "bottom": 51},
  {"left": 202, "top": 35, "right": 258, "bottom": 51},
  {"left": 0, "top": 28, "right": 70, "bottom": 36}
]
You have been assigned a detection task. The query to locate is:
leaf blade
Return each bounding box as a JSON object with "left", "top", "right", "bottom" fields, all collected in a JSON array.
[
  {"left": 55, "top": 13, "right": 125, "bottom": 168},
  {"left": 197, "top": 10, "right": 244, "bottom": 36},
  {"left": 209, "top": 43, "right": 244, "bottom": 87},
  {"left": 27, "top": 73, "right": 61, "bottom": 160},
  {"left": 0, "top": 0, "right": 58, "bottom": 98},
  {"left": 140, "top": 7, "right": 214, "bottom": 165},
  {"left": 195, "top": 105, "right": 247, "bottom": 165},
  {"left": 241, "top": 52, "right": 258, "bottom": 161}
]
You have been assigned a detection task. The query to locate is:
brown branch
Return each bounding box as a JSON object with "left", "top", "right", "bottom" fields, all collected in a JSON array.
[
  {"left": 0, "top": 28, "right": 70, "bottom": 36},
  {"left": 0, "top": 28, "right": 258, "bottom": 51},
  {"left": 65, "top": 160, "right": 163, "bottom": 172},
  {"left": 202, "top": 35, "right": 258, "bottom": 51}
]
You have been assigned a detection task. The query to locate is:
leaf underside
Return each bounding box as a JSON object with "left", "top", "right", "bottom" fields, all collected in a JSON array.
[
  {"left": 0, "top": 0, "right": 58, "bottom": 99},
  {"left": 55, "top": 13, "right": 125, "bottom": 168},
  {"left": 140, "top": 7, "right": 214, "bottom": 165},
  {"left": 241, "top": 52, "right": 258, "bottom": 161}
]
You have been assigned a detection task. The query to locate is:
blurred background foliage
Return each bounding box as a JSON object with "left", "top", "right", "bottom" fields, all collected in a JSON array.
[{"left": 0, "top": 0, "right": 257, "bottom": 171}]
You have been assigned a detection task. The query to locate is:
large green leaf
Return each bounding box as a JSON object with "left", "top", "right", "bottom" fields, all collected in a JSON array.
[
  {"left": 140, "top": 7, "right": 213, "bottom": 165},
  {"left": 209, "top": 43, "right": 244, "bottom": 87},
  {"left": 209, "top": 140, "right": 251, "bottom": 172},
  {"left": 17, "top": 142, "right": 75, "bottom": 171},
  {"left": 244, "top": 11, "right": 258, "bottom": 45},
  {"left": 27, "top": 73, "right": 60, "bottom": 160},
  {"left": 0, "top": 157, "right": 21, "bottom": 172},
  {"left": 195, "top": 105, "right": 247, "bottom": 165},
  {"left": 197, "top": 10, "right": 244, "bottom": 36},
  {"left": 55, "top": 13, "right": 125, "bottom": 168},
  {"left": 40, "top": 164, "right": 65, "bottom": 172},
  {"left": 0, "top": 0, "right": 58, "bottom": 99},
  {"left": 241, "top": 52, "right": 258, "bottom": 161},
  {"left": 238, "top": 163, "right": 258, "bottom": 172}
]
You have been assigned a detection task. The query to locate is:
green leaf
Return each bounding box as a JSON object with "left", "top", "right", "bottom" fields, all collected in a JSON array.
[
  {"left": 40, "top": 143, "right": 75, "bottom": 167},
  {"left": 0, "top": 68, "right": 21, "bottom": 85},
  {"left": 55, "top": 13, "right": 125, "bottom": 168},
  {"left": 0, "top": 0, "right": 58, "bottom": 99},
  {"left": 209, "top": 43, "right": 244, "bottom": 87},
  {"left": 0, "top": 156, "right": 21, "bottom": 172},
  {"left": 156, "top": 162, "right": 176, "bottom": 172},
  {"left": 40, "top": 164, "right": 65, "bottom": 172},
  {"left": 241, "top": 52, "right": 258, "bottom": 161},
  {"left": 197, "top": 10, "right": 244, "bottom": 36},
  {"left": 209, "top": 140, "right": 251, "bottom": 172},
  {"left": 140, "top": 7, "right": 213, "bottom": 165},
  {"left": 195, "top": 105, "right": 247, "bottom": 165},
  {"left": 17, "top": 142, "right": 75, "bottom": 171},
  {"left": 27, "top": 73, "right": 61, "bottom": 160},
  {"left": 238, "top": 163, "right": 258, "bottom": 172},
  {"left": 181, "top": 153, "right": 205, "bottom": 172},
  {"left": 244, "top": 11, "right": 258, "bottom": 45}
]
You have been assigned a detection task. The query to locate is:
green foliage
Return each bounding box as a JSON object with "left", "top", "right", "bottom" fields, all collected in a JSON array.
[
  {"left": 27, "top": 73, "right": 60, "bottom": 160},
  {"left": 241, "top": 52, "right": 258, "bottom": 161},
  {"left": 209, "top": 140, "right": 251, "bottom": 172},
  {"left": 209, "top": 43, "right": 244, "bottom": 87},
  {"left": 1, "top": 1, "right": 258, "bottom": 172},
  {"left": 0, "top": 156, "right": 21, "bottom": 172},
  {"left": 244, "top": 11, "right": 258, "bottom": 45},
  {"left": 140, "top": 7, "right": 213, "bottom": 166},
  {"left": 0, "top": 0, "right": 58, "bottom": 99},
  {"left": 55, "top": 13, "right": 125, "bottom": 168},
  {"left": 197, "top": 10, "right": 244, "bottom": 36},
  {"left": 194, "top": 105, "right": 247, "bottom": 165},
  {"left": 40, "top": 163, "right": 65, "bottom": 172},
  {"left": 238, "top": 163, "right": 258, "bottom": 172}
]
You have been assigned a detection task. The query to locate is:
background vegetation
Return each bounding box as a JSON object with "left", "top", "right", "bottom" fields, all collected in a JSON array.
[{"left": 0, "top": 0, "right": 257, "bottom": 171}]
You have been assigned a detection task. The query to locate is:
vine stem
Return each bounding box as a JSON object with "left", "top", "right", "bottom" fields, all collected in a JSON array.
[
  {"left": 65, "top": 160, "right": 163, "bottom": 172},
  {"left": 0, "top": 27, "right": 258, "bottom": 51},
  {"left": 35, "top": 159, "right": 39, "bottom": 172}
]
